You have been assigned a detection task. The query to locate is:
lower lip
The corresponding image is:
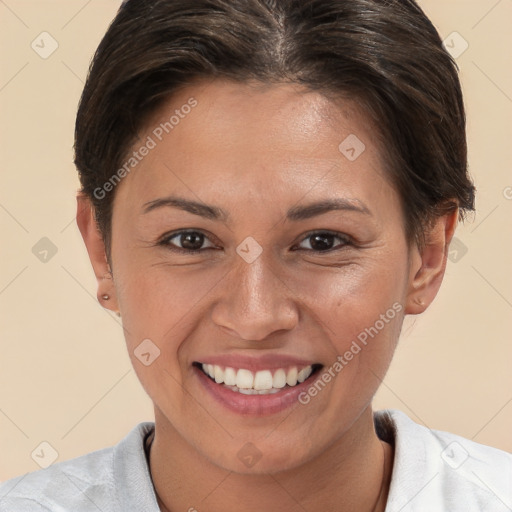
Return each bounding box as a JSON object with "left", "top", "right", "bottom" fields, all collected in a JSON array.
[{"left": 193, "top": 365, "right": 318, "bottom": 416}]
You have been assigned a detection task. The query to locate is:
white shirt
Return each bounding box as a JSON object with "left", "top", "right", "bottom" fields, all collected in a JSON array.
[{"left": 1, "top": 409, "right": 511, "bottom": 511}]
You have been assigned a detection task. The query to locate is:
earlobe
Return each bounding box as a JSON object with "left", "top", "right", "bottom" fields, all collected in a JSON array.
[
  {"left": 405, "top": 207, "right": 459, "bottom": 315},
  {"left": 76, "top": 194, "right": 120, "bottom": 313}
]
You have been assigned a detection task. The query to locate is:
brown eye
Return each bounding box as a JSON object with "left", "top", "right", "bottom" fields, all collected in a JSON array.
[
  {"left": 160, "top": 230, "right": 217, "bottom": 253},
  {"left": 295, "top": 231, "right": 351, "bottom": 252}
]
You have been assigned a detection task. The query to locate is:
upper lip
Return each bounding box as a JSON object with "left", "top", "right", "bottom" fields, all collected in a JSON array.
[{"left": 194, "top": 353, "right": 321, "bottom": 372}]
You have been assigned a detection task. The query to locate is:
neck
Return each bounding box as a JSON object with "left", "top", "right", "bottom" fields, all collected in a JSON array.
[{"left": 149, "top": 406, "right": 393, "bottom": 512}]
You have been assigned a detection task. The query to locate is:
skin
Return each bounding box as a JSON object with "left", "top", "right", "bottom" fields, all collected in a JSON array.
[{"left": 77, "top": 78, "right": 458, "bottom": 512}]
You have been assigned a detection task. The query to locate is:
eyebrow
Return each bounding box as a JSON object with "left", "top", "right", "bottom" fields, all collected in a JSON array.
[
  {"left": 141, "top": 195, "right": 372, "bottom": 222},
  {"left": 286, "top": 198, "right": 371, "bottom": 220}
]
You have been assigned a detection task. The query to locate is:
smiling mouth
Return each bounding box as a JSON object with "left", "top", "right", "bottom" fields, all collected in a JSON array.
[{"left": 193, "top": 362, "right": 323, "bottom": 395}]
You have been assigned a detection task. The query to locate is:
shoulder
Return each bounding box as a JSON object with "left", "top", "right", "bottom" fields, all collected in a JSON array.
[
  {"left": 0, "top": 422, "right": 156, "bottom": 512},
  {"left": 0, "top": 445, "right": 115, "bottom": 512},
  {"left": 375, "top": 409, "right": 512, "bottom": 512}
]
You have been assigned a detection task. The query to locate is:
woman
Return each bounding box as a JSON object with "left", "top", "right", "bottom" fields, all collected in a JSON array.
[{"left": 1, "top": 0, "right": 510, "bottom": 510}]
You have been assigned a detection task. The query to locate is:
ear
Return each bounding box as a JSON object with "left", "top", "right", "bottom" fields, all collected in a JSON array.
[
  {"left": 405, "top": 206, "right": 459, "bottom": 315},
  {"left": 76, "top": 194, "right": 120, "bottom": 314}
]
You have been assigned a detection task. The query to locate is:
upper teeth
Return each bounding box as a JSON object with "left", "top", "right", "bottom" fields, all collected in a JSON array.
[{"left": 201, "top": 364, "right": 313, "bottom": 390}]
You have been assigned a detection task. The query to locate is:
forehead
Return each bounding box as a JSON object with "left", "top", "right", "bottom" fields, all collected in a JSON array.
[{"left": 114, "top": 79, "right": 394, "bottom": 214}]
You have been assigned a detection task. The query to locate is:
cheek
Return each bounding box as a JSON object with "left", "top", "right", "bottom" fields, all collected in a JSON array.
[
  {"left": 294, "top": 261, "right": 406, "bottom": 420},
  {"left": 300, "top": 250, "right": 407, "bottom": 387},
  {"left": 113, "top": 264, "right": 213, "bottom": 414},
  {"left": 117, "top": 268, "right": 204, "bottom": 334},
  {"left": 111, "top": 214, "right": 220, "bottom": 330},
  {"left": 303, "top": 256, "right": 406, "bottom": 328},
  {"left": 113, "top": 259, "right": 234, "bottom": 402}
]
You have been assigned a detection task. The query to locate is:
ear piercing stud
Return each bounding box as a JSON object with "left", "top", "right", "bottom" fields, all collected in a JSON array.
[{"left": 101, "top": 294, "right": 110, "bottom": 300}]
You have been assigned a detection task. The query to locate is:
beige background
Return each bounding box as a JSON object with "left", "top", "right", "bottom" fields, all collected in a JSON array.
[{"left": 1, "top": 0, "right": 511, "bottom": 481}]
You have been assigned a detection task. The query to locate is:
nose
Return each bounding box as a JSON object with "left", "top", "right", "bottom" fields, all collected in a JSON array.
[{"left": 211, "top": 251, "right": 299, "bottom": 341}]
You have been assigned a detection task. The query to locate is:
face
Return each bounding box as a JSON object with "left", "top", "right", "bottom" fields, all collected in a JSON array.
[{"left": 84, "top": 79, "right": 442, "bottom": 474}]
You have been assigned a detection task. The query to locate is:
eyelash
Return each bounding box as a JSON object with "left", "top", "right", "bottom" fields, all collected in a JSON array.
[{"left": 157, "top": 229, "right": 354, "bottom": 254}]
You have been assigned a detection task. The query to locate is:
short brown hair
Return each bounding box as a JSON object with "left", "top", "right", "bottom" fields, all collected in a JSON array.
[{"left": 74, "top": 0, "right": 475, "bottom": 257}]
